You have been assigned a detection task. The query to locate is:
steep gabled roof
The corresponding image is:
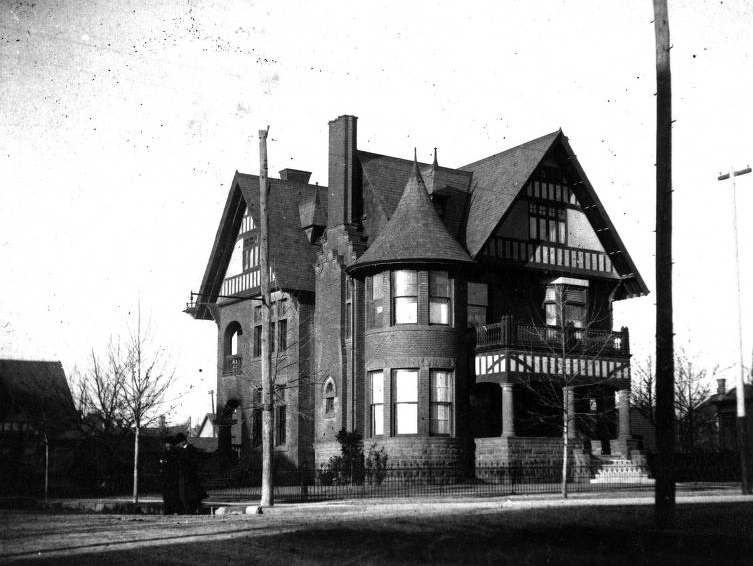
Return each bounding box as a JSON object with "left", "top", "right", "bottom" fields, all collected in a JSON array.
[
  {"left": 358, "top": 151, "right": 473, "bottom": 241},
  {"left": 0, "top": 360, "right": 78, "bottom": 435},
  {"left": 298, "top": 185, "right": 327, "bottom": 228},
  {"left": 348, "top": 159, "right": 474, "bottom": 275},
  {"left": 192, "top": 173, "right": 323, "bottom": 320},
  {"left": 460, "top": 130, "right": 562, "bottom": 257},
  {"left": 460, "top": 130, "right": 648, "bottom": 299}
]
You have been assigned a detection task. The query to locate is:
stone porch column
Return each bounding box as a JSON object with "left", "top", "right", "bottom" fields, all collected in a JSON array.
[
  {"left": 618, "top": 388, "right": 631, "bottom": 438},
  {"left": 565, "top": 386, "right": 577, "bottom": 440},
  {"left": 501, "top": 382, "right": 515, "bottom": 436}
]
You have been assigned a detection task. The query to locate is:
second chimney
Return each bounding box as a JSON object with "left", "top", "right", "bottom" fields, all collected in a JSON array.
[{"left": 717, "top": 378, "right": 726, "bottom": 396}]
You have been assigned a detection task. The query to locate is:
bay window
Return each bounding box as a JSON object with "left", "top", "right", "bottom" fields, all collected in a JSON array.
[
  {"left": 430, "top": 370, "right": 453, "bottom": 435},
  {"left": 369, "top": 370, "right": 384, "bottom": 436},
  {"left": 392, "top": 270, "right": 418, "bottom": 324},
  {"left": 366, "top": 274, "right": 384, "bottom": 328},
  {"left": 429, "top": 271, "right": 452, "bottom": 325},
  {"left": 393, "top": 369, "right": 418, "bottom": 434}
]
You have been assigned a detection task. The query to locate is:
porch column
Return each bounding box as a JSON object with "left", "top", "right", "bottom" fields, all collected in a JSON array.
[
  {"left": 618, "top": 388, "right": 631, "bottom": 438},
  {"left": 565, "top": 386, "right": 577, "bottom": 440},
  {"left": 501, "top": 382, "right": 515, "bottom": 436}
]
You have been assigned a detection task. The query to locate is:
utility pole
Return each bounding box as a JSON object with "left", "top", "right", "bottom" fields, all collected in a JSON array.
[
  {"left": 653, "top": 0, "right": 675, "bottom": 528},
  {"left": 209, "top": 389, "right": 215, "bottom": 414},
  {"left": 259, "top": 126, "right": 274, "bottom": 507},
  {"left": 718, "top": 165, "right": 752, "bottom": 494}
]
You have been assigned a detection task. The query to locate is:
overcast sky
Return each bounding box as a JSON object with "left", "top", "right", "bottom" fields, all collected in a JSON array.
[{"left": 1, "top": 0, "right": 752, "bottom": 425}]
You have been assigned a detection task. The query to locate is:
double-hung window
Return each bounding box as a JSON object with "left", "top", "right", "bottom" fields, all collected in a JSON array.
[
  {"left": 467, "top": 282, "right": 488, "bottom": 327},
  {"left": 393, "top": 369, "right": 418, "bottom": 434},
  {"left": 430, "top": 370, "right": 453, "bottom": 435},
  {"left": 366, "top": 274, "right": 384, "bottom": 328},
  {"left": 429, "top": 271, "right": 452, "bottom": 325},
  {"left": 369, "top": 371, "right": 384, "bottom": 436},
  {"left": 392, "top": 270, "right": 418, "bottom": 324}
]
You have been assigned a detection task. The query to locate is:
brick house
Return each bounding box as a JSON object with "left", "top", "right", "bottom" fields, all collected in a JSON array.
[{"left": 188, "top": 115, "right": 647, "bottom": 475}]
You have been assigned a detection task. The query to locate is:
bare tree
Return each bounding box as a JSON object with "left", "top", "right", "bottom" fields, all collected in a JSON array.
[
  {"left": 633, "top": 352, "right": 720, "bottom": 453},
  {"left": 120, "top": 307, "right": 175, "bottom": 504},
  {"left": 631, "top": 357, "right": 656, "bottom": 425},
  {"left": 518, "top": 284, "right": 623, "bottom": 498}
]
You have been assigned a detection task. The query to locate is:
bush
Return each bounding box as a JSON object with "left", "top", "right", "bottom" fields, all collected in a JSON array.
[
  {"left": 317, "top": 429, "right": 365, "bottom": 485},
  {"left": 364, "top": 443, "right": 388, "bottom": 485}
]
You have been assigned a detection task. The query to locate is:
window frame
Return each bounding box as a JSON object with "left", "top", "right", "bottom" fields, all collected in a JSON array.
[
  {"left": 467, "top": 282, "right": 489, "bottom": 328},
  {"left": 529, "top": 202, "right": 567, "bottom": 245},
  {"left": 392, "top": 369, "right": 418, "bottom": 435},
  {"left": 392, "top": 270, "right": 418, "bottom": 325},
  {"left": 366, "top": 274, "right": 384, "bottom": 329},
  {"left": 430, "top": 370, "right": 453, "bottom": 436},
  {"left": 324, "top": 379, "right": 336, "bottom": 417},
  {"left": 429, "top": 271, "right": 452, "bottom": 326},
  {"left": 369, "top": 370, "right": 384, "bottom": 436}
]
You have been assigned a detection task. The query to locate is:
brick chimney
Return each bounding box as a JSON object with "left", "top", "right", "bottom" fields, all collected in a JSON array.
[
  {"left": 327, "top": 115, "right": 359, "bottom": 227},
  {"left": 717, "top": 378, "right": 726, "bottom": 395},
  {"left": 279, "top": 168, "right": 312, "bottom": 183}
]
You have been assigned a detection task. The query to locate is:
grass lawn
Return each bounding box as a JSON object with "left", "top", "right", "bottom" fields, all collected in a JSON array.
[{"left": 2, "top": 500, "right": 752, "bottom": 565}]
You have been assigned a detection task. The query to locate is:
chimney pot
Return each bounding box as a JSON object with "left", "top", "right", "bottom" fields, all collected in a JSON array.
[
  {"left": 717, "top": 378, "right": 726, "bottom": 395},
  {"left": 279, "top": 168, "right": 312, "bottom": 184}
]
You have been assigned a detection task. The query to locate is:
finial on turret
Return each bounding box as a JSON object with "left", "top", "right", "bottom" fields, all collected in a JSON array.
[{"left": 433, "top": 147, "right": 438, "bottom": 168}]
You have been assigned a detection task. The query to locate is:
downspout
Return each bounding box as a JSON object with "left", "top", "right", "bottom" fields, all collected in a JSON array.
[{"left": 350, "top": 276, "right": 357, "bottom": 432}]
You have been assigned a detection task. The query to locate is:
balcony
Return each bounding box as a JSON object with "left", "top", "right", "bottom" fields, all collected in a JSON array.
[
  {"left": 474, "top": 315, "right": 629, "bottom": 357},
  {"left": 223, "top": 354, "right": 243, "bottom": 376}
]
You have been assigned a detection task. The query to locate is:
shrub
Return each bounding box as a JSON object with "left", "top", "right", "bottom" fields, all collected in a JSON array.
[{"left": 364, "top": 443, "right": 388, "bottom": 485}]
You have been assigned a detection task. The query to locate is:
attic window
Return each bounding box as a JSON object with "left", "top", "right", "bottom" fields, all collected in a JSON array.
[{"left": 529, "top": 203, "right": 566, "bottom": 244}]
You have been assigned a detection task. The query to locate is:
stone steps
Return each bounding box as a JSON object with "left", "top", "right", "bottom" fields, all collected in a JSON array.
[{"left": 590, "top": 456, "right": 654, "bottom": 485}]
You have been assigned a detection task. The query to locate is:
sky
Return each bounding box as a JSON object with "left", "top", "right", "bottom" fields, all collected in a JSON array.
[{"left": 1, "top": 0, "right": 752, "bottom": 426}]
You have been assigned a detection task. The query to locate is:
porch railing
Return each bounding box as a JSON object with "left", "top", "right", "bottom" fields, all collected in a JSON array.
[
  {"left": 223, "top": 354, "right": 242, "bottom": 375},
  {"left": 474, "top": 316, "right": 629, "bottom": 356}
]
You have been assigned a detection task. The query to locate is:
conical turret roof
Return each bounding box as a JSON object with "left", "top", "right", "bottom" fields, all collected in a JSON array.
[{"left": 348, "top": 157, "right": 473, "bottom": 275}]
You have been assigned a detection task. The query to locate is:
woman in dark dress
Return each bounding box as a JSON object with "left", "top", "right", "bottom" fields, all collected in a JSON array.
[
  {"left": 159, "top": 436, "right": 181, "bottom": 514},
  {"left": 174, "top": 433, "right": 206, "bottom": 514}
]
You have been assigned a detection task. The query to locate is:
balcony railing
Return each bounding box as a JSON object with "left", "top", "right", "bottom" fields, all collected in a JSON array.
[
  {"left": 474, "top": 316, "right": 629, "bottom": 356},
  {"left": 223, "top": 354, "right": 243, "bottom": 376}
]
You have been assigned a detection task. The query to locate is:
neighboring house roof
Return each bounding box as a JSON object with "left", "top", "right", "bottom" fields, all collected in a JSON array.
[
  {"left": 197, "top": 412, "right": 216, "bottom": 438},
  {"left": 708, "top": 384, "right": 753, "bottom": 407},
  {"left": 348, "top": 159, "right": 474, "bottom": 274},
  {"left": 192, "top": 172, "right": 324, "bottom": 320},
  {"left": 0, "top": 359, "right": 78, "bottom": 436}
]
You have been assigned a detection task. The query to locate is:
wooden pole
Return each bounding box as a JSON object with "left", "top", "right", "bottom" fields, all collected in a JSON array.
[
  {"left": 718, "top": 166, "right": 752, "bottom": 494},
  {"left": 653, "top": 0, "right": 675, "bottom": 528},
  {"left": 259, "top": 127, "right": 274, "bottom": 507}
]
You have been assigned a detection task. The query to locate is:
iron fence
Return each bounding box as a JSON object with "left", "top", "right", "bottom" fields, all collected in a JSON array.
[{"left": 204, "top": 462, "right": 662, "bottom": 503}]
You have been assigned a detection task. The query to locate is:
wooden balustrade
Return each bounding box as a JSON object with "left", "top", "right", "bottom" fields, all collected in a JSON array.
[
  {"left": 474, "top": 316, "right": 629, "bottom": 356},
  {"left": 223, "top": 354, "right": 243, "bottom": 375}
]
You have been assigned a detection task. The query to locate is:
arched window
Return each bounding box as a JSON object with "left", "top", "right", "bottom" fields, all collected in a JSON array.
[
  {"left": 223, "top": 322, "right": 243, "bottom": 374},
  {"left": 324, "top": 379, "right": 336, "bottom": 416}
]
